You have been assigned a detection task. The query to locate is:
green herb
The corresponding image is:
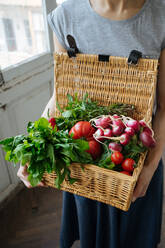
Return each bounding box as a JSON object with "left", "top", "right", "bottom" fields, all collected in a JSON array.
[
  {"left": 0, "top": 117, "right": 93, "bottom": 188},
  {"left": 122, "top": 135, "right": 147, "bottom": 163},
  {"left": 56, "top": 93, "right": 135, "bottom": 130},
  {"left": 95, "top": 141, "right": 114, "bottom": 169}
]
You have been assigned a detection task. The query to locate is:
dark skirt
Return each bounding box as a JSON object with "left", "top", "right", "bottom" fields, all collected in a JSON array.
[{"left": 60, "top": 159, "right": 164, "bottom": 248}]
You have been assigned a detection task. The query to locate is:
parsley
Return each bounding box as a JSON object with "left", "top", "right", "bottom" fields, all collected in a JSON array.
[{"left": 0, "top": 117, "right": 93, "bottom": 188}]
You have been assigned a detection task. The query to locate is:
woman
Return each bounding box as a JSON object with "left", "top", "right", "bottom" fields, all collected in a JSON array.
[{"left": 17, "top": 0, "right": 165, "bottom": 247}]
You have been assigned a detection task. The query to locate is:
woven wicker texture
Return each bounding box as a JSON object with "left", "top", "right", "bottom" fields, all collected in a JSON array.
[{"left": 43, "top": 52, "right": 158, "bottom": 211}]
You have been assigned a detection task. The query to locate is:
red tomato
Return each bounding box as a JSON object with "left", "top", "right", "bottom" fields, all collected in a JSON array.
[
  {"left": 122, "top": 158, "right": 135, "bottom": 172},
  {"left": 69, "top": 121, "right": 101, "bottom": 159},
  {"left": 86, "top": 140, "right": 102, "bottom": 160},
  {"left": 69, "top": 121, "right": 96, "bottom": 139},
  {"left": 120, "top": 171, "right": 132, "bottom": 176},
  {"left": 111, "top": 151, "right": 124, "bottom": 165}
]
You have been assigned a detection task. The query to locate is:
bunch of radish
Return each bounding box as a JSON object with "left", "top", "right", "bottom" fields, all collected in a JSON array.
[
  {"left": 90, "top": 114, "right": 156, "bottom": 176},
  {"left": 91, "top": 114, "right": 155, "bottom": 149}
]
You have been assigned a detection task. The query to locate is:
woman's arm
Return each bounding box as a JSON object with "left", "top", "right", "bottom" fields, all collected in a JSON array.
[
  {"left": 17, "top": 33, "right": 66, "bottom": 188},
  {"left": 132, "top": 49, "right": 165, "bottom": 201},
  {"left": 42, "top": 33, "right": 67, "bottom": 119}
]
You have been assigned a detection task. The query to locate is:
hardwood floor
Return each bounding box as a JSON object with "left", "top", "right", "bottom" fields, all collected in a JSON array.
[
  {"left": 0, "top": 187, "right": 64, "bottom": 248},
  {"left": 0, "top": 162, "right": 165, "bottom": 248}
]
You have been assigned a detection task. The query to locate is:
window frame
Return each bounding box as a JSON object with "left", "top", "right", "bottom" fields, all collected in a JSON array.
[{"left": 1, "top": 0, "right": 57, "bottom": 83}]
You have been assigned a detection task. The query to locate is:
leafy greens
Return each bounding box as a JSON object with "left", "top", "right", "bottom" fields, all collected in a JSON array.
[{"left": 0, "top": 117, "right": 93, "bottom": 188}]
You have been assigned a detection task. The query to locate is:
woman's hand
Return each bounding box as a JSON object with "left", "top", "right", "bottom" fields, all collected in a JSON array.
[
  {"left": 132, "top": 164, "right": 156, "bottom": 202},
  {"left": 17, "top": 164, "right": 45, "bottom": 188}
]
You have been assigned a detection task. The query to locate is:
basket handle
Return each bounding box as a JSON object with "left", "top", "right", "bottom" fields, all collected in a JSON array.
[
  {"left": 67, "top": 34, "right": 79, "bottom": 57},
  {"left": 127, "top": 50, "right": 142, "bottom": 65},
  {"left": 98, "top": 50, "right": 142, "bottom": 64},
  {"left": 66, "top": 34, "right": 142, "bottom": 65}
]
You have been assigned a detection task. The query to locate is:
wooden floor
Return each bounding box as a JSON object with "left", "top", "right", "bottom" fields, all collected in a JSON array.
[
  {"left": 0, "top": 163, "right": 165, "bottom": 248},
  {"left": 0, "top": 187, "right": 64, "bottom": 248}
]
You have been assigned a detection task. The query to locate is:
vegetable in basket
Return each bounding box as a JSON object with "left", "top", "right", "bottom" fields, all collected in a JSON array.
[
  {"left": 91, "top": 114, "right": 156, "bottom": 175},
  {"left": 0, "top": 117, "right": 93, "bottom": 189},
  {"left": 56, "top": 93, "right": 135, "bottom": 130},
  {"left": 69, "top": 121, "right": 101, "bottom": 159},
  {"left": 0, "top": 93, "right": 155, "bottom": 187}
]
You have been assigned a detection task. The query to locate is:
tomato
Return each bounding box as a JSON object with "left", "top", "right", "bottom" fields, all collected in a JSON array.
[
  {"left": 69, "top": 121, "right": 96, "bottom": 139},
  {"left": 111, "top": 151, "right": 124, "bottom": 165},
  {"left": 69, "top": 121, "right": 101, "bottom": 159},
  {"left": 86, "top": 140, "right": 102, "bottom": 160},
  {"left": 121, "top": 158, "right": 135, "bottom": 172},
  {"left": 120, "top": 171, "right": 132, "bottom": 176}
]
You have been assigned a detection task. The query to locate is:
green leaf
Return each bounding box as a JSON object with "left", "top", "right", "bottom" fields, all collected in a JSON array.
[
  {"left": 62, "top": 110, "right": 73, "bottom": 118},
  {"left": 13, "top": 144, "right": 25, "bottom": 161},
  {"left": 56, "top": 101, "right": 63, "bottom": 113},
  {"left": 47, "top": 144, "right": 55, "bottom": 165},
  {"left": 76, "top": 151, "right": 93, "bottom": 164},
  {"left": 67, "top": 94, "right": 73, "bottom": 102},
  {"left": 0, "top": 137, "right": 14, "bottom": 146},
  {"left": 21, "top": 152, "right": 32, "bottom": 165},
  {"left": 62, "top": 156, "right": 71, "bottom": 166},
  {"left": 69, "top": 178, "right": 77, "bottom": 184},
  {"left": 74, "top": 139, "right": 89, "bottom": 151},
  {"left": 55, "top": 143, "right": 71, "bottom": 149},
  {"left": 66, "top": 168, "right": 77, "bottom": 184},
  {"left": 28, "top": 174, "right": 40, "bottom": 187},
  {"left": 83, "top": 93, "right": 88, "bottom": 102},
  {"left": 36, "top": 153, "right": 46, "bottom": 161},
  {"left": 5, "top": 151, "right": 12, "bottom": 161},
  {"left": 35, "top": 117, "right": 49, "bottom": 130},
  {"left": 13, "top": 135, "right": 25, "bottom": 147},
  {"left": 44, "top": 161, "right": 52, "bottom": 173},
  {"left": 27, "top": 121, "right": 35, "bottom": 132},
  {"left": 61, "top": 149, "right": 77, "bottom": 161},
  {"left": 55, "top": 169, "right": 66, "bottom": 189},
  {"left": 106, "top": 162, "right": 115, "bottom": 170}
]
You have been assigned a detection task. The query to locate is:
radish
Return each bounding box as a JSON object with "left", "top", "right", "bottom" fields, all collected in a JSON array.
[
  {"left": 49, "top": 117, "right": 56, "bottom": 129},
  {"left": 94, "top": 128, "right": 104, "bottom": 141},
  {"left": 120, "top": 133, "right": 130, "bottom": 146},
  {"left": 124, "top": 127, "right": 135, "bottom": 136},
  {"left": 143, "top": 126, "right": 153, "bottom": 136},
  {"left": 112, "top": 119, "right": 125, "bottom": 129},
  {"left": 112, "top": 125, "right": 124, "bottom": 136},
  {"left": 111, "top": 119, "right": 125, "bottom": 136},
  {"left": 139, "top": 120, "right": 154, "bottom": 136},
  {"left": 113, "top": 114, "right": 120, "bottom": 119},
  {"left": 95, "top": 118, "right": 102, "bottom": 127},
  {"left": 126, "top": 119, "right": 140, "bottom": 132},
  {"left": 139, "top": 120, "right": 147, "bottom": 127},
  {"left": 104, "top": 128, "right": 113, "bottom": 137},
  {"left": 95, "top": 116, "right": 111, "bottom": 129},
  {"left": 139, "top": 131, "right": 156, "bottom": 148},
  {"left": 109, "top": 142, "right": 122, "bottom": 152}
]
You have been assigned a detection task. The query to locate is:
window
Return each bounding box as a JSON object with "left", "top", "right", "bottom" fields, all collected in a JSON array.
[
  {"left": 32, "top": 13, "right": 45, "bottom": 52},
  {"left": 24, "top": 20, "right": 32, "bottom": 47},
  {"left": 2, "top": 18, "right": 17, "bottom": 52},
  {"left": 0, "top": 0, "right": 48, "bottom": 69}
]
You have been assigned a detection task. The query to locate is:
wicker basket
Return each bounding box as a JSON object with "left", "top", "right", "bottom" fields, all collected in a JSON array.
[{"left": 43, "top": 52, "right": 158, "bottom": 211}]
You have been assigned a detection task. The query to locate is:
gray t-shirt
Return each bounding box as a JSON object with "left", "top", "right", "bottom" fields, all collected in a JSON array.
[{"left": 47, "top": 0, "right": 165, "bottom": 59}]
